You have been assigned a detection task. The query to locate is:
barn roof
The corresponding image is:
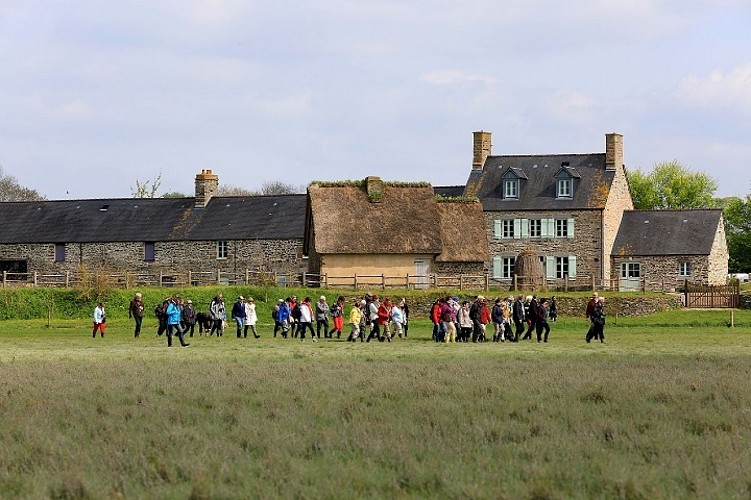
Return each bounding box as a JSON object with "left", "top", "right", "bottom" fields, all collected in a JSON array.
[
  {"left": 612, "top": 209, "right": 723, "bottom": 256},
  {"left": 435, "top": 201, "right": 489, "bottom": 262},
  {"left": 0, "top": 195, "right": 306, "bottom": 243}
]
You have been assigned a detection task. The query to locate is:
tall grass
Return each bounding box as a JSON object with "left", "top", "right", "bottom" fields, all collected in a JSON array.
[{"left": 1, "top": 320, "right": 751, "bottom": 498}]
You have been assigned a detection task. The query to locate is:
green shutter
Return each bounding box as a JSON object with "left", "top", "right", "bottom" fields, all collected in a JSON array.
[
  {"left": 492, "top": 256, "right": 501, "bottom": 279},
  {"left": 567, "top": 218, "right": 575, "bottom": 238},
  {"left": 569, "top": 256, "right": 577, "bottom": 277},
  {"left": 521, "top": 218, "right": 529, "bottom": 238},
  {"left": 546, "top": 256, "right": 556, "bottom": 279},
  {"left": 513, "top": 219, "right": 521, "bottom": 239},
  {"left": 494, "top": 219, "right": 501, "bottom": 239}
]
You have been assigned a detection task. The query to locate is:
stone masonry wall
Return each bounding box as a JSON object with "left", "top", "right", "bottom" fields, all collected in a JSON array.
[
  {"left": 0, "top": 239, "right": 306, "bottom": 276},
  {"left": 611, "top": 255, "right": 712, "bottom": 292},
  {"left": 707, "top": 218, "right": 730, "bottom": 285},
  {"left": 484, "top": 209, "right": 603, "bottom": 282},
  {"left": 602, "top": 164, "right": 634, "bottom": 280}
]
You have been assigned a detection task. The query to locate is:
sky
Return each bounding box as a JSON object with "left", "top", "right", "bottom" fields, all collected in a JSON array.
[{"left": 1, "top": 1, "right": 750, "bottom": 200}]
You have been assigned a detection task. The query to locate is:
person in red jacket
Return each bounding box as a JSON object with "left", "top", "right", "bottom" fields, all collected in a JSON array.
[
  {"left": 430, "top": 299, "right": 442, "bottom": 342},
  {"left": 479, "top": 297, "right": 491, "bottom": 342},
  {"left": 377, "top": 298, "right": 393, "bottom": 342}
]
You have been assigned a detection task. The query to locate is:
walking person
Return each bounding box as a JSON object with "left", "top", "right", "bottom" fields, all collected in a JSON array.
[
  {"left": 491, "top": 298, "right": 505, "bottom": 342},
  {"left": 231, "top": 295, "right": 247, "bottom": 339},
  {"left": 315, "top": 295, "right": 330, "bottom": 339},
  {"left": 328, "top": 296, "right": 345, "bottom": 339},
  {"left": 182, "top": 299, "right": 197, "bottom": 337},
  {"left": 347, "top": 299, "right": 364, "bottom": 341},
  {"left": 402, "top": 299, "right": 410, "bottom": 338},
  {"left": 378, "top": 298, "right": 393, "bottom": 341},
  {"left": 208, "top": 292, "right": 225, "bottom": 337},
  {"left": 523, "top": 295, "right": 538, "bottom": 341},
  {"left": 128, "top": 292, "right": 145, "bottom": 338},
  {"left": 92, "top": 302, "right": 106, "bottom": 338},
  {"left": 441, "top": 296, "right": 457, "bottom": 343},
  {"left": 366, "top": 296, "right": 381, "bottom": 342},
  {"left": 155, "top": 297, "right": 170, "bottom": 337},
  {"left": 272, "top": 299, "right": 283, "bottom": 337},
  {"left": 585, "top": 292, "right": 599, "bottom": 341},
  {"left": 512, "top": 294, "right": 526, "bottom": 341},
  {"left": 298, "top": 297, "right": 316, "bottom": 341},
  {"left": 391, "top": 300, "right": 405, "bottom": 339},
  {"left": 457, "top": 300, "right": 472, "bottom": 342},
  {"left": 166, "top": 297, "right": 189, "bottom": 347},
  {"left": 587, "top": 297, "right": 607, "bottom": 343},
  {"left": 244, "top": 297, "right": 260, "bottom": 339},
  {"left": 277, "top": 298, "right": 291, "bottom": 339},
  {"left": 549, "top": 296, "right": 558, "bottom": 322},
  {"left": 536, "top": 298, "right": 551, "bottom": 343}
]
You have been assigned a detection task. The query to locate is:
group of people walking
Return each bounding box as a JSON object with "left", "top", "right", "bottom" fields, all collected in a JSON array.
[{"left": 104, "top": 290, "right": 606, "bottom": 347}]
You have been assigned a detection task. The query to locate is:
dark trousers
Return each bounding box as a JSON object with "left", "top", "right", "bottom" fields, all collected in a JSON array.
[
  {"left": 471, "top": 320, "right": 482, "bottom": 342},
  {"left": 183, "top": 322, "right": 195, "bottom": 337},
  {"left": 316, "top": 319, "right": 329, "bottom": 338},
  {"left": 209, "top": 319, "right": 223, "bottom": 337},
  {"left": 523, "top": 320, "right": 536, "bottom": 340},
  {"left": 244, "top": 324, "right": 259, "bottom": 338},
  {"left": 536, "top": 321, "right": 550, "bottom": 342},
  {"left": 133, "top": 316, "right": 143, "bottom": 337},
  {"left": 167, "top": 323, "right": 188, "bottom": 346},
  {"left": 298, "top": 321, "right": 315, "bottom": 339},
  {"left": 157, "top": 319, "right": 168, "bottom": 337},
  {"left": 514, "top": 320, "right": 525, "bottom": 340},
  {"left": 587, "top": 322, "right": 605, "bottom": 342},
  {"left": 367, "top": 322, "right": 381, "bottom": 342}
]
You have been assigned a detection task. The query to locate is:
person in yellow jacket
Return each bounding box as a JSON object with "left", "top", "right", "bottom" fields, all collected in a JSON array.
[{"left": 347, "top": 299, "right": 364, "bottom": 342}]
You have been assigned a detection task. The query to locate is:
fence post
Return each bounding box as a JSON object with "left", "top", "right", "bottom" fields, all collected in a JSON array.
[
  {"left": 354, "top": 274, "right": 358, "bottom": 290},
  {"left": 323, "top": 273, "right": 328, "bottom": 288},
  {"left": 406, "top": 274, "right": 410, "bottom": 289},
  {"left": 65, "top": 270, "right": 70, "bottom": 288},
  {"left": 459, "top": 274, "right": 464, "bottom": 291},
  {"left": 484, "top": 273, "right": 489, "bottom": 291},
  {"left": 302, "top": 272, "right": 307, "bottom": 287},
  {"left": 245, "top": 269, "right": 249, "bottom": 285},
  {"left": 33, "top": 272, "right": 38, "bottom": 287},
  {"left": 2, "top": 270, "right": 5, "bottom": 287},
  {"left": 382, "top": 274, "right": 386, "bottom": 290}
]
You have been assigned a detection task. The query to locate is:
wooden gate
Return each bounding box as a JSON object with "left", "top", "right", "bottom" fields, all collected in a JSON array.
[{"left": 684, "top": 281, "right": 740, "bottom": 308}]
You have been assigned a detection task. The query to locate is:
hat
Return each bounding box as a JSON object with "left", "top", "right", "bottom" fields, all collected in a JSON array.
[
  {"left": 320, "top": 295, "right": 326, "bottom": 301},
  {"left": 248, "top": 297, "right": 254, "bottom": 302},
  {"left": 452, "top": 296, "right": 459, "bottom": 301},
  {"left": 238, "top": 295, "right": 244, "bottom": 301},
  {"left": 278, "top": 298, "right": 284, "bottom": 303},
  {"left": 187, "top": 299, "right": 192, "bottom": 304},
  {"left": 477, "top": 295, "right": 485, "bottom": 301}
]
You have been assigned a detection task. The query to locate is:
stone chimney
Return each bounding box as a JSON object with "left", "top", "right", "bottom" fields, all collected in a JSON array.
[
  {"left": 472, "top": 131, "right": 492, "bottom": 170},
  {"left": 195, "top": 169, "right": 219, "bottom": 208},
  {"left": 605, "top": 133, "right": 623, "bottom": 171},
  {"left": 365, "top": 176, "right": 383, "bottom": 202}
]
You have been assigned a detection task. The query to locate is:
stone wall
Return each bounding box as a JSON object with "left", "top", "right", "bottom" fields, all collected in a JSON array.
[
  {"left": 433, "top": 261, "right": 485, "bottom": 275},
  {"left": 0, "top": 239, "right": 306, "bottom": 276},
  {"left": 611, "top": 255, "right": 712, "bottom": 292},
  {"left": 602, "top": 163, "right": 634, "bottom": 280},
  {"left": 707, "top": 218, "right": 730, "bottom": 285},
  {"left": 484, "top": 209, "right": 603, "bottom": 281}
]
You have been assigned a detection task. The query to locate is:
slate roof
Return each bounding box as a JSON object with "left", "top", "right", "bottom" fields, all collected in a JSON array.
[
  {"left": 612, "top": 209, "right": 723, "bottom": 256},
  {"left": 466, "top": 153, "right": 615, "bottom": 211},
  {"left": 0, "top": 195, "right": 306, "bottom": 244}
]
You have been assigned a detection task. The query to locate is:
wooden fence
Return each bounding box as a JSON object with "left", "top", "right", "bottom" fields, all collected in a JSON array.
[{"left": 684, "top": 281, "right": 740, "bottom": 308}]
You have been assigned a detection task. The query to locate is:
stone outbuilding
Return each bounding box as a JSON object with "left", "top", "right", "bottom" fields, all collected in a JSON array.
[{"left": 611, "top": 209, "right": 729, "bottom": 291}]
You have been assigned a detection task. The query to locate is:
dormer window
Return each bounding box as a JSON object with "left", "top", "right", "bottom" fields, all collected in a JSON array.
[
  {"left": 554, "top": 163, "right": 580, "bottom": 199},
  {"left": 501, "top": 167, "right": 527, "bottom": 200}
]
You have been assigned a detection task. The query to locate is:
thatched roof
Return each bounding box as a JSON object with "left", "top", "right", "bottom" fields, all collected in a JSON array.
[
  {"left": 307, "top": 183, "right": 442, "bottom": 254},
  {"left": 435, "top": 201, "right": 489, "bottom": 262}
]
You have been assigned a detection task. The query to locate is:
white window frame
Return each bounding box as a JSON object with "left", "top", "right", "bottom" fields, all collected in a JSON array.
[
  {"left": 529, "top": 219, "right": 542, "bottom": 238},
  {"left": 621, "top": 262, "right": 641, "bottom": 278},
  {"left": 555, "top": 219, "right": 568, "bottom": 238},
  {"left": 503, "top": 179, "right": 518, "bottom": 199},
  {"left": 679, "top": 262, "right": 691, "bottom": 277},
  {"left": 216, "top": 240, "right": 229, "bottom": 260},
  {"left": 502, "top": 219, "right": 515, "bottom": 239},
  {"left": 557, "top": 178, "right": 573, "bottom": 198},
  {"left": 492, "top": 256, "right": 516, "bottom": 280}
]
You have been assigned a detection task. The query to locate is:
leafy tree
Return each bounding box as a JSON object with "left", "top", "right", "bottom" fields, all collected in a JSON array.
[
  {"left": 627, "top": 160, "right": 718, "bottom": 209},
  {"left": 259, "top": 180, "right": 302, "bottom": 195},
  {"left": 724, "top": 193, "right": 751, "bottom": 272},
  {"left": 162, "top": 191, "right": 189, "bottom": 198},
  {"left": 131, "top": 172, "right": 163, "bottom": 198},
  {"left": 0, "top": 165, "right": 45, "bottom": 201},
  {"left": 218, "top": 184, "right": 255, "bottom": 196}
]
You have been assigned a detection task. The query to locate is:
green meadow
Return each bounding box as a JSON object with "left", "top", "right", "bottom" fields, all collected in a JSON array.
[{"left": 1, "top": 309, "right": 751, "bottom": 499}]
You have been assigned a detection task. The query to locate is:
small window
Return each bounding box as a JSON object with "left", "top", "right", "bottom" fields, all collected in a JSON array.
[
  {"left": 144, "top": 242, "right": 155, "bottom": 262},
  {"left": 529, "top": 219, "right": 542, "bottom": 238},
  {"left": 492, "top": 256, "right": 516, "bottom": 280},
  {"left": 216, "top": 241, "right": 228, "bottom": 260},
  {"left": 621, "top": 262, "right": 641, "bottom": 278},
  {"left": 555, "top": 219, "right": 568, "bottom": 238},
  {"left": 679, "top": 262, "right": 691, "bottom": 277},
  {"left": 502, "top": 220, "right": 515, "bottom": 239},
  {"left": 54, "top": 243, "right": 66, "bottom": 263},
  {"left": 503, "top": 179, "right": 518, "bottom": 199},
  {"left": 557, "top": 178, "right": 572, "bottom": 198},
  {"left": 556, "top": 256, "right": 569, "bottom": 279}
]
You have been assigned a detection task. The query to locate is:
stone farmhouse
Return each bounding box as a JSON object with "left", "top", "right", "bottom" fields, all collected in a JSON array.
[
  {"left": 0, "top": 170, "right": 307, "bottom": 283},
  {"left": 456, "top": 131, "right": 728, "bottom": 291}
]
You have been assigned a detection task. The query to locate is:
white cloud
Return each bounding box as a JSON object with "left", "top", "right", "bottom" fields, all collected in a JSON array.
[
  {"left": 422, "top": 70, "right": 496, "bottom": 86},
  {"left": 674, "top": 63, "right": 751, "bottom": 113},
  {"left": 547, "top": 90, "right": 596, "bottom": 125}
]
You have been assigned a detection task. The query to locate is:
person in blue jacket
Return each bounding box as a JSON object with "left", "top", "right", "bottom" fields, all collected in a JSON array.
[
  {"left": 277, "top": 298, "right": 291, "bottom": 339},
  {"left": 166, "top": 297, "right": 189, "bottom": 347}
]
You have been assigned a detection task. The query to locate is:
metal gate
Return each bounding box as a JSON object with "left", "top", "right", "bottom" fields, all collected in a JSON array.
[{"left": 684, "top": 281, "right": 740, "bottom": 308}]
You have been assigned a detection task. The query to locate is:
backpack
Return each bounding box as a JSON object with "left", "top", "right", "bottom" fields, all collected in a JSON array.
[
  {"left": 291, "top": 304, "right": 302, "bottom": 320},
  {"left": 271, "top": 305, "right": 279, "bottom": 321}
]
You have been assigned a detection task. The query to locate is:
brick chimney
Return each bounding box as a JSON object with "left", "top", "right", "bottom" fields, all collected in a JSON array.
[
  {"left": 605, "top": 133, "right": 623, "bottom": 171},
  {"left": 195, "top": 169, "right": 219, "bottom": 208},
  {"left": 472, "top": 131, "right": 492, "bottom": 170}
]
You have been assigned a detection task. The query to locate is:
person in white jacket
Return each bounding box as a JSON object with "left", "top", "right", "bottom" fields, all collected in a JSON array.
[
  {"left": 92, "top": 302, "right": 106, "bottom": 338},
  {"left": 244, "top": 297, "right": 260, "bottom": 339}
]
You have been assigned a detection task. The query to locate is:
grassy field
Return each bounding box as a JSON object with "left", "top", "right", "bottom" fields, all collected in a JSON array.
[{"left": 1, "top": 312, "right": 751, "bottom": 499}]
